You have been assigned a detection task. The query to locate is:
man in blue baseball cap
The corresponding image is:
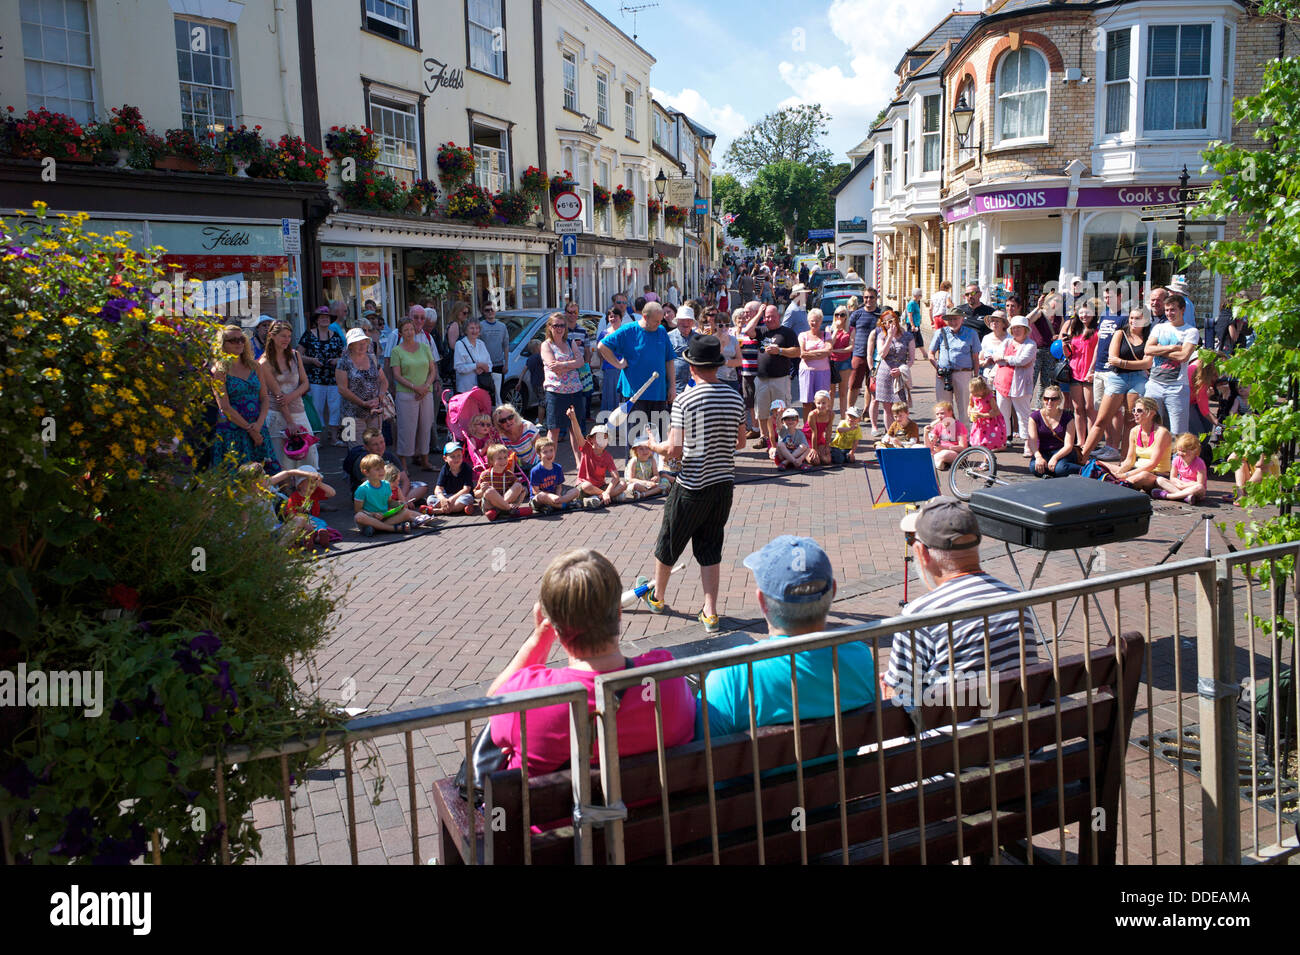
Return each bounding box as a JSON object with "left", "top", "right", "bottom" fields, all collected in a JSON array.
[{"left": 695, "top": 536, "right": 875, "bottom": 739}]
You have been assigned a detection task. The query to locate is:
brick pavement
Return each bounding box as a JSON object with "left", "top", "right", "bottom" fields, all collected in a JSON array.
[{"left": 247, "top": 363, "right": 1288, "bottom": 865}]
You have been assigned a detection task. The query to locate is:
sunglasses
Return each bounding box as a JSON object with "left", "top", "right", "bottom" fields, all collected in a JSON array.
[
  {"left": 549, "top": 323, "right": 566, "bottom": 329},
  {"left": 496, "top": 414, "right": 516, "bottom": 425},
  {"left": 224, "top": 336, "right": 245, "bottom": 344},
  {"left": 1042, "top": 394, "right": 1062, "bottom": 402}
]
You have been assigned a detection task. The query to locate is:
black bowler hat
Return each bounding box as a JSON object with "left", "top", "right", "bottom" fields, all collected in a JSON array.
[{"left": 684, "top": 334, "right": 724, "bottom": 367}]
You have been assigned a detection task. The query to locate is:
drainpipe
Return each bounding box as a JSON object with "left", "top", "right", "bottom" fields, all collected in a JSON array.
[{"left": 272, "top": 1, "right": 295, "bottom": 135}]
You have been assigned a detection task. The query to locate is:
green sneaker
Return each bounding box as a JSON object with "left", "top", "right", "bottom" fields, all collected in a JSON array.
[
  {"left": 644, "top": 585, "right": 666, "bottom": 614},
  {"left": 698, "top": 610, "right": 720, "bottom": 633}
]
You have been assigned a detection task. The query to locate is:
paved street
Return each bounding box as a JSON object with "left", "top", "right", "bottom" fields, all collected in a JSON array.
[{"left": 240, "top": 362, "right": 1282, "bottom": 865}]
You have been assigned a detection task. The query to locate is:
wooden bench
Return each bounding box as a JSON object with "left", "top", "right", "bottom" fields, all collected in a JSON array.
[{"left": 432, "top": 633, "right": 1144, "bottom": 864}]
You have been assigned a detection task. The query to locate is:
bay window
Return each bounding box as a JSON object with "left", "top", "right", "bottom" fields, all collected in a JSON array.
[
  {"left": 1144, "top": 24, "right": 1211, "bottom": 131},
  {"left": 1104, "top": 28, "right": 1132, "bottom": 135},
  {"left": 921, "top": 94, "right": 941, "bottom": 174}
]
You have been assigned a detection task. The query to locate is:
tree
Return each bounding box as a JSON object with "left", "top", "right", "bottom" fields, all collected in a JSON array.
[
  {"left": 723, "top": 104, "right": 833, "bottom": 180},
  {"left": 715, "top": 173, "right": 781, "bottom": 249},
  {"left": 750, "top": 160, "right": 826, "bottom": 251},
  {"left": 800, "top": 162, "right": 851, "bottom": 239}
]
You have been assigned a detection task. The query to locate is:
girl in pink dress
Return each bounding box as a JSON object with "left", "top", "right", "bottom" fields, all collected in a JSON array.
[
  {"left": 926, "top": 401, "right": 969, "bottom": 469},
  {"left": 967, "top": 377, "right": 1007, "bottom": 450}
]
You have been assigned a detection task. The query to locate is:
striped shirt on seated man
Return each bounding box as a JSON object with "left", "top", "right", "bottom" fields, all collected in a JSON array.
[{"left": 883, "top": 497, "right": 1037, "bottom": 710}]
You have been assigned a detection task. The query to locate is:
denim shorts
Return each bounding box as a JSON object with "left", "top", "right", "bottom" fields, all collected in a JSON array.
[
  {"left": 1102, "top": 369, "right": 1148, "bottom": 396},
  {"left": 545, "top": 389, "right": 581, "bottom": 432}
]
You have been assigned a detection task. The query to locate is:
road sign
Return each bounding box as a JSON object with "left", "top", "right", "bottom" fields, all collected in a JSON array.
[
  {"left": 280, "top": 217, "right": 301, "bottom": 254},
  {"left": 807, "top": 228, "right": 835, "bottom": 240},
  {"left": 561, "top": 234, "right": 578, "bottom": 256},
  {"left": 554, "top": 219, "right": 583, "bottom": 235},
  {"left": 553, "top": 191, "right": 582, "bottom": 220}
]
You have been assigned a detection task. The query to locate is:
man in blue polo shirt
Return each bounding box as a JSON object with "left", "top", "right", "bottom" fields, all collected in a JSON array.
[
  {"left": 696, "top": 536, "right": 876, "bottom": 739},
  {"left": 597, "top": 300, "right": 675, "bottom": 440},
  {"left": 928, "top": 308, "right": 982, "bottom": 426}
]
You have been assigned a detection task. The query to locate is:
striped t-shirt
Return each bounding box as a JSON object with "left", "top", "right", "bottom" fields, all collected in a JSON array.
[
  {"left": 499, "top": 421, "right": 540, "bottom": 472},
  {"left": 670, "top": 382, "right": 745, "bottom": 491},
  {"left": 884, "top": 572, "right": 1038, "bottom": 705},
  {"left": 739, "top": 336, "right": 760, "bottom": 376}
]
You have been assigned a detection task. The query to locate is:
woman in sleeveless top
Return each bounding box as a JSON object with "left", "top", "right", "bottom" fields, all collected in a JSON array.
[
  {"left": 1101, "top": 395, "right": 1170, "bottom": 491},
  {"left": 1079, "top": 307, "right": 1153, "bottom": 462},
  {"left": 336, "top": 328, "right": 388, "bottom": 444},
  {"left": 540, "top": 312, "right": 584, "bottom": 444},
  {"left": 259, "top": 320, "right": 319, "bottom": 468},
  {"left": 873, "top": 312, "right": 915, "bottom": 407},
  {"left": 211, "top": 324, "right": 278, "bottom": 470}
]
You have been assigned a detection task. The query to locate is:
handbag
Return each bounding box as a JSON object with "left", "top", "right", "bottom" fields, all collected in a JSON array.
[
  {"left": 458, "top": 339, "right": 496, "bottom": 394},
  {"left": 302, "top": 391, "right": 324, "bottom": 434},
  {"left": 379, "top": 391, "right": 397, "bottom": 422}
]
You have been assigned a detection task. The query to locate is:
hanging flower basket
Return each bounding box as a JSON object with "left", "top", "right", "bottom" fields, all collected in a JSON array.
[
  {"left": 549, "top": 171, "right": 574, "bottom": 197},
  {"left": 493, "top": 189, "right": 535, "bottom": 226},
  {"left": 648, "top": 198, "right": 662, "bottom": 218},
  {"left": 436, "top": 142, "right": 476, "bottom": 188},
  {"left": 664, "top": 204, "right": 688, "bottom": 228},
  {"left": 265, "top": 134, "right": 329, "bottom": 182},
  {"left": 325, "top": 125, "right": 379, "bottom": 172},
  {"left": 612, "top": 185, "right": 635, "bottom": 225},
  {"left": 446, "top": 183, "right": 495, "bottom": 225},
  {"left": 650, "top": 255, "right": 672, "bottom": 277},
  {"left": 593, "top": 184, "right": 611, "bottom": 209},
  {"left": 520, "top": 165, "right": 548, "bottom": 201},
  {"left": 339, "top": 169, "right": 410, "bottom": 212},
  {"left": 409, "top": 178, "right": 439, "bottom": 214}
]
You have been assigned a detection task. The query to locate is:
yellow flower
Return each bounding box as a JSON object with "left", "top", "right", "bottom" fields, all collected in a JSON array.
[
  {"left": 126, "top": 469, "right": 141, "bottom": 480},
  {"left": 133, "top": 438, "right": 147, "bottom": 455},
  {"left": 69, "top": 422, "right": 84, "bottom": 435},
  {"left": 13, "top": 327, "right": 28, "bottom": 338},
  {"left": 62, "top": 316, "right": 79, "bottom": 327},
  {"left": 40, "top": 368, "right": 62, "bottom": 382},
  {"left": 158, "top": 407, "right": 175, "bottom": 419},
  {"left": 111, "top": 413, "right": 124, "bottom": 427},
  {"left": 46, "top": 333, "right": 61, "bottom": 342},
  {"left": 109, "top": 443, "right": 124, "bottom": 459}
]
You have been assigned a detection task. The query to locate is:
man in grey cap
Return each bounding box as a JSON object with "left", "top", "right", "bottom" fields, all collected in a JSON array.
[
  {"left": 696, "top": 535, "right": 876, "bottom": 738},
  {"left": 883, "top": 498, "right": 1037, "bottom": 707}
]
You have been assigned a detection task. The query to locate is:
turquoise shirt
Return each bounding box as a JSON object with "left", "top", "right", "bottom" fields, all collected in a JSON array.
[
  {"left": 353, "top": 479, "right": 392, "bottom": 514},
  {"left": 696, "top": 634, "right": 877, "bottom": 739}
]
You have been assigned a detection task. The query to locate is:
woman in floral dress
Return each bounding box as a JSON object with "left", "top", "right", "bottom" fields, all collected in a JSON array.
[
  {"left": 211, "top": 324, "right": 278, "bottom": 469},
  {"left": 872, "top": 312, "right": 915, "bottom": 409},
  {"left": 336, "top": 327, "right": 389, "bottom": 444}
]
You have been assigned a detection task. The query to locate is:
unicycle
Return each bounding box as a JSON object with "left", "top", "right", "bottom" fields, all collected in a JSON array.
[{"left": 948, "top": 446, "right": 1003, "bottom": 501}]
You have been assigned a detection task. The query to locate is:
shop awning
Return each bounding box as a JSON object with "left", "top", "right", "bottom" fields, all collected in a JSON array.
[{"left": 318, "top": 212, "right": 557, "bottom": 254}]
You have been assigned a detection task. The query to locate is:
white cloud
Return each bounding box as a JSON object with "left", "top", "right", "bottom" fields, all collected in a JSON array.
[
  {"left": 777, "top": 0, "right": 966, "bottom": 158},
  {"left": 649, "top": 86, "right": 750, "bottom": 160}
]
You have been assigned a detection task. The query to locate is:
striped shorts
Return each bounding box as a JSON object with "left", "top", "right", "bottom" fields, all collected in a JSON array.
[{"left": 654, "top": 480, "right": 734, "bottom": 568}]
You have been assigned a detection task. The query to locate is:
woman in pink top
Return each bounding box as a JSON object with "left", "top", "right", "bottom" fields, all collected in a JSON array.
[
  {"left": 1060, "top": 301, "right": 1100, "bottom": 445},
  {"left": 488, "top": 549, "right": 695, "bottom": 775}
]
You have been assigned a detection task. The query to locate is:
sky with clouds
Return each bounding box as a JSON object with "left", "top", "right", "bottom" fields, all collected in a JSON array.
[{"left": 587, "top": 0, "right": 968, "bottom": 170}]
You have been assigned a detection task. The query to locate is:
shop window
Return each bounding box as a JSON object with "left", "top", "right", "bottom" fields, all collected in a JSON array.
[
  {"left": 175, "top": 17, "right": 235, "bottom": 138},
  {"left": 364, "top": 0, "right": 413, "bottom": 45},
  {"left": 369, "top": 96, "right": 419, "bottom": 186},
  {"left": 467, "top": 0, "right": 504, "bottom": 79},
  {"left": 1144, "top": 24, "right": 1211, "bottom": 132},
  {"left": 1104, "top": 28, "right": 1132, "bottom": 135},
  {"left": 596, "top": 70, "right": 610, "bottom": 127},
  {"left": 23, "top": 0, "right": 96, "bottom": 123},
  {"left": 996, "top": 48, "right": 1048, "bottom": 143},
  {"left": 472, "top": 123, "right": 510, "bottom": 192},
  {"left": 921, "top": 94, "right": 941, "bottom": 174},
  {"left": 522, "top": 255, "right": 544, "bottom": 308}
]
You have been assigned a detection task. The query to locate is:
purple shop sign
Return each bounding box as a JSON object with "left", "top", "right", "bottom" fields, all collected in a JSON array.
[
  {"left": 944, "top": 187, "right": 1070, "bottom": 222},
  {"left": 944, "top": 183, "right": 1184, "bottom": 221},
  {"left": 1077, "top": 184, "right": 1181, "bottom": 207}
]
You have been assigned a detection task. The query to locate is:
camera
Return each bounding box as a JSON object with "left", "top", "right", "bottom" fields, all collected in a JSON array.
[{"left": 939, "top": 368, "right": 954, "bottom": 392}]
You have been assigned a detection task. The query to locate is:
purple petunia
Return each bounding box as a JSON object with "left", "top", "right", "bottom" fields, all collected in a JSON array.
[
  {"left": 189, "top": 630, "right": 221, "bottom": 657},
  {"left": 98, "top": 297, "right": 139, "bottom": 324},
  {"left": 171, "top": 648, "right": 203, "bottom": 676},
  {"left": 92, "top": 824, "right": 149, "bottom": 865},
  {"left": 52, "top": 807, "right": 96, "bottom": 858},
  {"left": 211, "top": 660, "right": 238, "bottom": 710},
  {"left": 109, "top": 699, "right": 133, "bottom": 723}
]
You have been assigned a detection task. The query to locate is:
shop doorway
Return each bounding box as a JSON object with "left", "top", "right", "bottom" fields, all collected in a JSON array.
[{"left": 995, "top": 252, "right": 1059, "bottom": 307}]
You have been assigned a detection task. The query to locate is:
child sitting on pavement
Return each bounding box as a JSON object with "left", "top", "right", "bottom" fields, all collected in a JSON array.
[
  {"left": 1154, "top": 432, "right": 1209, "bottom": 503},
  {"left": 925, "top": 401, "right": 968, "bottom": 469},
  {"left": 567, "top": 406, "right": 624, "bottom": 507},
  {"left": 829, "top": 405, "right": 863, "bottom": 465},
  {"left": 474, "top": 443, "right": 533, "bottom": 521},
  {"left": 239, "top": 462, "right": 320, "bottom": 547},
  {"left": 464, "top": 412, "right": 498, "bottom": 479},
  {"left": 285, "top": 464, "right": 335, "bottom": 544},
  {"left": 426, "top": 440, "right": 477, "bottom": 516},
  {"left": 879, "top": 402, "right": 921, "bottom": 448},
  {"left": 621, "top": 434, "right": 669, "bottom": 501},
  {"left": 775, "top": 407, "right": 812, "bottom": 470},
  {"left": 802, "top": 390, "right": 834, "bottom": 466},
  {"left": 529, "top": 435, "right": 582, "bottom": 513},
  {"left": 354, "top": 453, "right": 427, "bottom": 535}
]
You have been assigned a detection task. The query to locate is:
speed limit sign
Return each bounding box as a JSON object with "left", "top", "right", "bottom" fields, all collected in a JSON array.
[{"left": 553, "top": 191, "right": 583, "bottom": 220}]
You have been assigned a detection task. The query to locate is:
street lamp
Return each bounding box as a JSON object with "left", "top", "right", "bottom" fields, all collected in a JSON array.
[
  {"left": 652, "top": 169, "right": 667, "bottom": 259},
  {"left": 951, "top": 93, "right": 982, "bottom": 164}
]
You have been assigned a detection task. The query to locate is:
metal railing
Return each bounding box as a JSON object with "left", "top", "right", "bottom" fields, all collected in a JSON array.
[{"left": 199, "top": 542, "right": 1298, "bottom": 865}]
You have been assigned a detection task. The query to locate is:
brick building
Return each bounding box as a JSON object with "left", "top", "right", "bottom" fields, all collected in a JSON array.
[{"left": 868, "top": 0, "right": 1300, "bottom": 328}]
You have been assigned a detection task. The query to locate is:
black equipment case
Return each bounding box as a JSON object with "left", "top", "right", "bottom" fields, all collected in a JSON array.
[{"left": 968, "top": 476, "right": 1152, "bottom": 551}]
